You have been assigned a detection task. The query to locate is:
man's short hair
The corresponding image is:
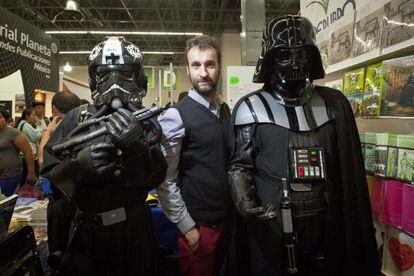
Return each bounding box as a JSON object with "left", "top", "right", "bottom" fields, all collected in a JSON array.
[
  {"left": 0, "top": 106, "right": 10, "bottom": 121},
  {"left": 185, "top": 35, "right": 221, "bottom": 65},
  {"left": 52, "top": 91, "right": 81, "bottom": 114}
]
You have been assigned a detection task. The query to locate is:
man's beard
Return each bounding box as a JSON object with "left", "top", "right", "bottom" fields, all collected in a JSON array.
[{"left": 190, "top": 74, "right": 219, "bottom": 96}]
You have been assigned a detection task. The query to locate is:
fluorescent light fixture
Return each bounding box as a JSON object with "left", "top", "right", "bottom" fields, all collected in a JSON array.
[
  {"left": 47, "top": 30, "right": 88, "bottom": 34},
  {"left": 63, "top": 61, "right": 72, "bottom": 72},
  {"left": 60, "top": 51, "right": 90, "bottom": 54},
  {"left": 142, "top": 51, "right": 185, "bottom": 55},
  {"left": 59, "top": 51, "right": 185, "bottom": 55},
  {"left": 46, "top": 30, "right": 202, "bottom": 36}
]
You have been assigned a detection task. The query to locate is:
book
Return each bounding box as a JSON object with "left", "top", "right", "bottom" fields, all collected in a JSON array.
[
  {"left": 343, "top": 67, "right": 366, "bottom": 117},
  {"left": 0, "top": 194, "right": 18, "bottom": 240},
  {"left": 363, "top": 63, "right": 384, "bottom": 118}
]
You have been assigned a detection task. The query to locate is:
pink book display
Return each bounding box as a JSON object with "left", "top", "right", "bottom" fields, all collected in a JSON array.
[
  {"left": 382, "top": 180, "right": 403, "bottom": 227},
  {"left": 371, "top": 177, "right": 383, "bottom": 219},
  {"left": 402, "top": 184, "right": 414, "bottom": 236}
]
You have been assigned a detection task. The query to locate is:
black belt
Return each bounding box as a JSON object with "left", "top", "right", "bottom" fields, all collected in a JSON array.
[{"left": 79, "top": 202, "right": 147, "bottom": 227}]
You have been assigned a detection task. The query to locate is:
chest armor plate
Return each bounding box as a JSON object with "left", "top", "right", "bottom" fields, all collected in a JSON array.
[{"left": 234, "top": 89, "right": 334, "bottom": 131}]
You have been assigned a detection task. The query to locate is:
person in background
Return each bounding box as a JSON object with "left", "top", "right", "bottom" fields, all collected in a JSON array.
[
  {"left": 0, "top": 107, "right": 36, "bottom": 196},
  {"left": 16, "top": 108, "right": 43, "bottom": 184},
  {"left": 228, "top": 15, "right": 379, "bottom": 275},
  {"left": 157, "top": 35, "right": 233, "bottom": 276},
  {"left": 32, "top": 102, "right": 49, "bottom": 131},
  {"left": 38, "top": 91, "right": 81, "bottom": 266},
  {"left": 7, "top": 117, "right": 15, "bottom": 128},
  {"left": 38, "top": 91, "right": 81, "bottom": 168}
]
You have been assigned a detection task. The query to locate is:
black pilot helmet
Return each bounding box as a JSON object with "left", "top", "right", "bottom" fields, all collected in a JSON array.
[
  {"left": 253, "top": 15, "right": 325, "bottom": 105},
  {"left": 88, "top": 37, "right": 148, "bottom": 110}
]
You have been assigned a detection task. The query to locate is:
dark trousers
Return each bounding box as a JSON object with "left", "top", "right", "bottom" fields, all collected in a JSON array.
[
  {"left": 177, "top": 219, "right": 232, "bottom": 276},
  {"left": 56, "top": 205, "right": 157, "bottom": 276}
]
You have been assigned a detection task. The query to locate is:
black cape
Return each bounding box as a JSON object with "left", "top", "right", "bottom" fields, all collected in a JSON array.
[{"left": 227, "top": 86, "right": 379, "bottom": 275}]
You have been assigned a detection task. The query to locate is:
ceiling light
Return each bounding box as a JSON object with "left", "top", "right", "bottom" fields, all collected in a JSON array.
[
  {"left": 52, "top": 0, "right": 85, "bottom": 23},
  {"left": 63, "top": 61, "right": 72, "bottom": 72},
  {"left": 46, "top": 30, "right": 203, "bottom": 36},
  {"left": 59, "top": 51, "right": 185, "bottom": 55},
  {"left": 48, "top": 31, "right": 88, "bottom": 34},
  {"left": 60, "top": 51, "right": 90, "bottom": 54},
  {"left": 143, "top": 51, "right": 185, "bottom": 55}
]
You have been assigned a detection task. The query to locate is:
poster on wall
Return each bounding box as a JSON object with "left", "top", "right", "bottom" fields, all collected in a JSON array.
[
  {"left": 352, "top": 0, "right": 386, "bottom": 59},
  {"left": 329, "top": 22, "right": 354, "bottom": 65},
  {"left": 0, "top": 100, "right": 12, "bottom": 114},
  {"left": 318, "top": 40, "right": 329, "bottom": 70},
  {"left": 15, "top": 94, "right": 25, "bottom": 114},
  {"left": 0, "top": 7, "right": 59, "bottom": 106},
  {"left": 144, "top": 67, "right": 155, "bottom": 89},
  {"left": 227, "top": 66, "right": 263, "bottom": 110},
  {"left": 381, "top": 0, "right": 414, "bottom": 54}
]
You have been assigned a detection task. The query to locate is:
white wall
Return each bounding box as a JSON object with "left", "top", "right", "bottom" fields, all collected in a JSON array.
[
  {"left": 60, "top": 66, "right": 90, "bottom": 83},
  {"left": 0, "top": 70, "right": 25, "bottom": 118},
  {"left": 221, "top": 33, "right": 242, "bottom": 102}
]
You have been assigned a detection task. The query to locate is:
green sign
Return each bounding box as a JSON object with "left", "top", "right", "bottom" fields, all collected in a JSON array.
[
  {"left": 162, "top": 67, "right": 177, "bottom": 91},
  {"left": 144, "top": 67, "right": 155, "bottom": 89},
  {"left": 229, "top": 76, "right": 240, "bottom": 85}
]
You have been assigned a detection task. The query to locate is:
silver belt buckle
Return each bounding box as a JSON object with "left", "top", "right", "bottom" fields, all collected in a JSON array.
[
  {"left": 99, "top": 207, "right": 127, "bottom": 226},
  {"left": 290, "top": 183, "right": 312, "bottom": 192}
]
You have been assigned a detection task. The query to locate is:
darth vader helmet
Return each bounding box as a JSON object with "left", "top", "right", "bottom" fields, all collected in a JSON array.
[
  {"left": 254, "top": 15, "right": 325, "bottom": 105},
  {"left": 88, "top": 37, "right": 148, "bottom": 109}
]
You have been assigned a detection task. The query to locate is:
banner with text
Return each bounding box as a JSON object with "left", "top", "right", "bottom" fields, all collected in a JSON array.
[{"left": 0, "top": 7, "right": 59, "bottom": 106}]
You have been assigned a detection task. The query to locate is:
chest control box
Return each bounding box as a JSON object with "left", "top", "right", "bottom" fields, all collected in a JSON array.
[{"left": 290, "top": 147, "right": 326, "bottom": 182}]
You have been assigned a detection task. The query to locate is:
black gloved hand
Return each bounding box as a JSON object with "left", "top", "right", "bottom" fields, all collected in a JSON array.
[
  {"left": 68, "top": 142, "right": 117, "bottom": 181},
  {"left": 230, "top": 171, "right": 277, "bottom": 221},
  {"left": 105, "top": 108, "right": 147, "bottom": 160}
]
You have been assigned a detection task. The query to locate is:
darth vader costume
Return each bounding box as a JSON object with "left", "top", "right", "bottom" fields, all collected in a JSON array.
[
  {"left": 228, "top": 16, "right": 379, "bottom": 275},
  {"left": 42, "top": 37, "right": 166, "bottom": 275}
]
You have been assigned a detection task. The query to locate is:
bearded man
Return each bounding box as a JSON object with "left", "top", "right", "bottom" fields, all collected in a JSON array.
[{"left": 157, "top": 35, "right": 233, "bottom": 276}]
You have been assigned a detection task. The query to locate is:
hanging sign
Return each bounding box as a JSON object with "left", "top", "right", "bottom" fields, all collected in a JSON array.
[
  {"left": 0, "top": 7, "right": 59, "bottom": 105},
  {"left": 162, "top": 67, "right": 177, "bottom": 91}
]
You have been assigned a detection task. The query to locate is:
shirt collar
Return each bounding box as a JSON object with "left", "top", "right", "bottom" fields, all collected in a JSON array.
[
  {"left": 188, "top": 88, "right": 222, "bottom": 110},
  {"left": 188, "top": 89, "right": 212, "bottom": 109}
]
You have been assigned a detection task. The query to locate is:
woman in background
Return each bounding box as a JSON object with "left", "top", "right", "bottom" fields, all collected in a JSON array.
[
  {"left": 16, "top": 108, "right": 43, "bottom": 185},
  {"left": 0, "top": 107, "right": 36, "bottom": 196}
]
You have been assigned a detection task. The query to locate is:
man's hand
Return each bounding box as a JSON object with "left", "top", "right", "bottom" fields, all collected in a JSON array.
[
  {"left": 185, "top": 227, "right": 200, "bottom": 252},
  {"left": 105, "top": 109, "right": 147, "bottom": 159},
  {"left": 46, "top": 116, "right": 62, "bottom": 133}
]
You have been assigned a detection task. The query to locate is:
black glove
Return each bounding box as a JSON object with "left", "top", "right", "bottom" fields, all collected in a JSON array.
[
  {"left": 105, "top": 108, "right": 147, "bottom": 160},
  {"left": 229, "top": 171, "right": 277, "bottom": 221},
  {"left": 68, "top": 142, "right": 117, "bottom": 181}
]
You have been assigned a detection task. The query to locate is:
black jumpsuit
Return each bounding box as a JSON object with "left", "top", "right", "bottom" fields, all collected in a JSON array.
[{"left": 43, "top": 104, "right": 166, "bottom": 275}]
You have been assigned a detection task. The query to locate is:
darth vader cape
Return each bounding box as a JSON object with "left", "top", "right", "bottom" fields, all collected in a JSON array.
[{"left": 227, "top": 86, "right": 380, "bottom": 275}]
